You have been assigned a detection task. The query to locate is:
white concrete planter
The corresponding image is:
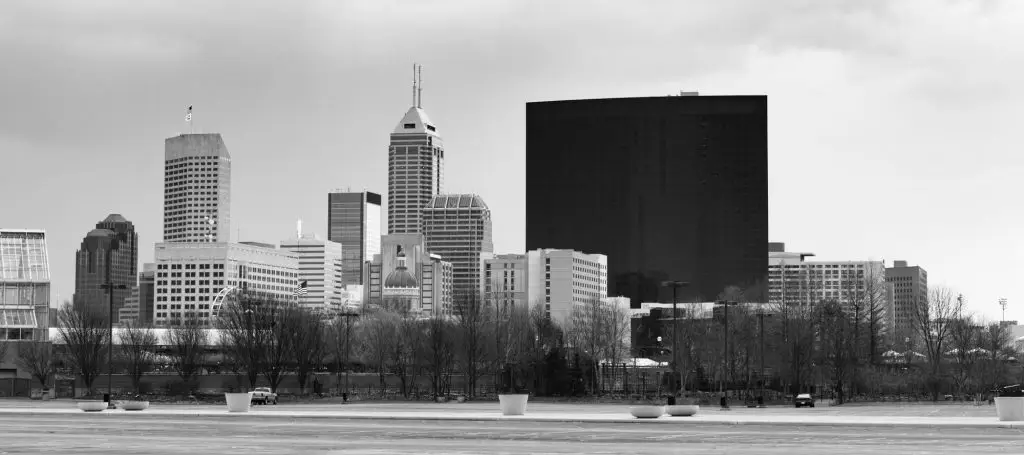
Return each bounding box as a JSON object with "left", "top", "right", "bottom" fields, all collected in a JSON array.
[
  {"left": 995, "top": 397, "right": 1024, "bottom": 421},
  {"left": 225, "top": 392, "right": 255, "bottom": 413},
  {"left": 630, "top": 405, "right": 665, "bottom": 419},
  {"left": 121, "top": 401, "right": 150, "bottom": 411},
  {"left": 77, "top": 401, "right": 107, "bottom": 412},
  {"left": 498, "top": 394, "right": 529, "bottom": 416},
  {"left": 666, "top": 405, "right": 699, "bottom": 417}
]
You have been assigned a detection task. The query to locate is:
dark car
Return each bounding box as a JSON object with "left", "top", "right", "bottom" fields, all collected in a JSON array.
[{"left": 794, "top": 393, "right": 815, "bottom": 408}]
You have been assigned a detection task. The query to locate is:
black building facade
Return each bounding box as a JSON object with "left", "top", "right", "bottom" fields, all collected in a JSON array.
[{"left": 526, "top": 95, "right": 768, "bottom": 307}]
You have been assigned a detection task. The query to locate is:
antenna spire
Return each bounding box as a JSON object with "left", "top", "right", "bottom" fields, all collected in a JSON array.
[
  {"left": 412, "top": 63, "right": 417, "bottom": 107},
  {"left": 417, "top": 64, "right": 423, "bottom": 108}
]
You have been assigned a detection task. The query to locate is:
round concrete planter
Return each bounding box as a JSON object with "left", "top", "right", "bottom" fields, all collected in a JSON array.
[
  {"left": 630, "top": 405, "right": 665, "bottom": 419},
  {"left": 225, "top": 392, "right": 255, "bottom": 413},
  {"left": 995, "top": 397, "right": 1024, "bottom": 421},
  {"left": 121, "top": 401, "right": 150, "bottom": 411},
  {"left": 498, "top": 394, "right": 529, "bottom": 416},
  {"left": 666, "top": 405, "right": 699, "bottom": 417},
  {"left": 77, "top": 401, "right": 107, "bottom": 412}
]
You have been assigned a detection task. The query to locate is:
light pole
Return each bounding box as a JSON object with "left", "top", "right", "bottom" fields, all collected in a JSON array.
[
  {"left": 716, "top": 299, "right": 738, "bottom": 402},
  {"left": 757, "top": 309, "right": 772, "bottom": 407},
  {"left": 660, "top": 281, "right": 689, "bottom": 400},
  {"left": 338, "top": 308, "right": 359, "bottom": 402},
  {"left": 100, "top": 231, "right": 127, "bottom": 407},
  {"left": 999, "top": 298, "right": 1008, "bottom": 324}
]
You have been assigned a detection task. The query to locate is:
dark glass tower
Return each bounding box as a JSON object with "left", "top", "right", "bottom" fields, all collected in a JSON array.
[
  {"left": 526, "top": 95, "right": 768, "bottom": 307},
  {"left": 327, "top": 191, "right": 382, "bottom": 286},
  {"left": 73, "top": 214, "right": 139, "bottom": 318}
]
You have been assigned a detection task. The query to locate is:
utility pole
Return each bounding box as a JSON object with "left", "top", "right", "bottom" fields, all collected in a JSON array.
[
  {"left": 661, "top": 281, "right": 689, "bottom": 401},
  {"left": 100, "top": 231, "right": 127, "bottom": 408}
]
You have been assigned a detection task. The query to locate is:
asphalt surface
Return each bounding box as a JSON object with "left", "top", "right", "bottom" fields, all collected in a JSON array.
[{"left": 3, "top": 413, "right": 1023, "bottom": 454}]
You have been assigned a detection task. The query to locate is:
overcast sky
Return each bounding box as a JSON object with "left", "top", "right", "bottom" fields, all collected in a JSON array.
[{"left": 1, "top": 0, "right": 1021, "bottom": 323}]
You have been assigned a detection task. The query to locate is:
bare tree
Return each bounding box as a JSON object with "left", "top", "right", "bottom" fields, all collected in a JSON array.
[
  {"left": 388, "top": 309, "right": 420, "bottom": 398},
  {"left": 947, "top": 315, "right": 980, "bottom": 397},
  {"left": 286, "top": 306, "right": 325, "bottom": 395},
  {"left": 56, "top": 303, "right": 107, "bottom": 395},
  {"left": 165, "top": 313, "right": 209, "bottom": 386},
  {"left": 262, "top": 301, "right": 299, "bottom": 393},
  {"left": 216, "top": 292, "right": 270, "bottom": 391},
  {"left": 978, "top": 322, "right": 1013, "bottom": 391},
  {"left": 911, "top": 286, "right": 965, "bottom": 401},
  {"left": 357, "top": 306, "right": 398, "bottom": 394},
  {"left": 421, "top": 315, "right": 456, "bottom": 399},
  {"left": 455, "top": 292, "right": 490, "bottom": 398},
  {"left": 326, "top": 311, "right": 360, "bottom": 393},
  {"left": 16, "top": 341, "right": 56, "bottom": 390},
  {"left": 117, "top": 322, "right": 158, "bottom": 394},
  {"left": 815, "top": 300, "right": 857, "bottom": 404},
  {"left": 496, "top": 304, "right": 535, "bottom": 394}
]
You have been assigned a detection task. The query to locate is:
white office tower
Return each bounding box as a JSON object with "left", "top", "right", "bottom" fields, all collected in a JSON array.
[
  {"left": 280, "top": 233, "right": 344, "bottom": 313},
  {"left": 164, "top": 133, "right": 231, "bottom": 243}
]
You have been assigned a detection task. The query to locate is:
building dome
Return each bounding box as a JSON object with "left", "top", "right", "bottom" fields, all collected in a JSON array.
[
  {"left": 102, "top": 214, "right": 129, "bottom": 224},
  {"left": 384, "top": 251, "right": 418, "bottom": 288},
  {"left": 86, "top": 228, "right": 114, "bottom": 238}
]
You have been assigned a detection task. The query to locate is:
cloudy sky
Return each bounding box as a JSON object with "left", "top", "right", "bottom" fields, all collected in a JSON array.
[{"left": 1, "top": 0, "right": 1021, "bottom": 323}]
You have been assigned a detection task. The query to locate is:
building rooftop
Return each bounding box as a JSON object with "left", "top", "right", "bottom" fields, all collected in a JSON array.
[
  {"left": 86, "top": 228, "right": 114, "bottom": 238},
  {"left": 101, "top": 214, "right": 129, "bottom": 224},
  {"left": 425, "top": 194, "right": 489, "bottom": 210},
  {"left": 392, "top": 107, "right": 438, "bottom": 136}
]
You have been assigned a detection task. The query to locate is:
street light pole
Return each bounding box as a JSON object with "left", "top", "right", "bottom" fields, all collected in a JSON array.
[
  {"left": 661, "top": 281, "right": 689, "bottom": 399},
  {"left": 100, "top": 232, "right": 126, "bottom": 407}
]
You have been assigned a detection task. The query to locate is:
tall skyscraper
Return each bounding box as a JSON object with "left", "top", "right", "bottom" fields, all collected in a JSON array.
[
  {"left": 388, "top": 65, "right": 444, "bottom": 235},
  {"left": 526, "top": 95, "right": 768, "bottom": 307},
  {"left": 72, "top": 214, "right": 138, "bottom": 318},
  {"left": 0, "top": 229, "right": 50, "bottom": 345},
  {"left": 327, "top": 191, "right": 381, "bottom": 285},
  {"left": 280, "top": 233, "right": 344, "bottom": 312},
  {"left": 164, "top": 133, "right": 231, "bottom": 243},
  {"left": 885, "top": 260, "right": 928, "bottom": 342},
  {"left": 422, "top": 194, "right": 492, "bottom": 307}
]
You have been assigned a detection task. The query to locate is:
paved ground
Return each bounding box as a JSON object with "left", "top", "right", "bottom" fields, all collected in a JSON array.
[{"left": 2, "top": 412, "right": 1023, "bottom": 454}]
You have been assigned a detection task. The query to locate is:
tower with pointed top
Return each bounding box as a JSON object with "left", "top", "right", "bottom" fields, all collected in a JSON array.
[{"left": 388, "top": 64, "right": 444, "bottom": 235}]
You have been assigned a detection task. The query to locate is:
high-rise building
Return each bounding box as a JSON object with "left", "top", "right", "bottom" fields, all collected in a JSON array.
[
  {"left": 482, "top": 249, "right": 608, "bottom": 325},
  {"left": 387, "top": 67, "right": 444, "bottom": 235},
  {"left": 0, "top": 229, "right": 50, "bottom": 344},
  {"left": 327, "top": 191, "right": 381, "bottom": 285},
  {"left": 164, "top": 133, "right": 231, "bottom": 243},
  {"left": 885, "top": 260, "right": 928, "bottom": 342},
  {"left": 73, "top": 214, "right": 138, "bottom": 318},
  {"left": 768, "top": 243, "right": 893, "bottom": 335},
  {"left": 153, "top": 242, "right": 297, "bottom": 326},
  {"left": 280, "top": 233, "right": 344, "bottom": 312},
  {"left": 422, "top": 194, "right": 492, "bottom": 307},
  {"left": 118, "top": 263, "right": 156, "bottom": 326},
  {"left": 526, "top": 95, "right": 768, "bottom": 308},
  {"left": 365, "top": 233, "right": 453, "bottom": 316}
]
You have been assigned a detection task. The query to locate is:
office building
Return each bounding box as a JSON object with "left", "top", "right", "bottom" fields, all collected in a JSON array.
[
  {"left": 118, "top": 263, "right": 156, "bottom": 326},
  {"left": 153, "top": 242, "right": 297, "bottom": 326},
  {"left": 885, "top": 260, "right": 928, "bottom": 342},
  {"left": 526, "top": 95, "right": 768, "bottom": 308},
  {"left": 768, "top": 243, "right": 893, "bottom": 332},
  {"left": 422, "top": 194, "right": 492, "bottom": 307},
  {"left": 72, "top": 214, "right": 138, "bottom": 318},
  {"left": 280, "top": 233, "right": 344, "bottom": 312},
  {"left": 388, "top": 66, "right": 444, "bottom": 235},
  {"left": 164, "top": 133, "right": 231, "bottom": 243},
  {"left": 482, "top": 249, "right": 608, "bottom": 325},
  {"left": 365, "top": 234, "right": 453, "bottom": 316},
  {"left": 0, "top": 230, "right": 51, "bottom": 343},
  {"left": 327, "top": 191, "right": 381, "bottom": 286}
]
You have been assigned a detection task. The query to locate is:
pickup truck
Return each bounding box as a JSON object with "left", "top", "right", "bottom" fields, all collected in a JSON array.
[{"left": 251, "top": 387, "right": 278, "bottom": 405}]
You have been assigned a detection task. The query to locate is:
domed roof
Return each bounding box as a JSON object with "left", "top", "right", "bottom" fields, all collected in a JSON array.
[
  {"left": 102, "top": 214, "right": 128, "bottom": 224},
  {"left": 86, "top": 228, "right": 114, "bottom": 238},
  {"left": 384, "top": 268, "right": 417, "bottom": 288}
]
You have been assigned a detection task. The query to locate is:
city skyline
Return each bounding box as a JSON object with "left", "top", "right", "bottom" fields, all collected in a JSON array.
[{"left": 1, "top": 1, "right": 1022, "bottom": 323}]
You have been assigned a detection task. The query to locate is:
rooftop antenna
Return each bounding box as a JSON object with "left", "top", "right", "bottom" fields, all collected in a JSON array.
[
  {"left": 412, "top": 63, "right": 417, "bottom": 107},
  {"left": 417, "top": 64, "right": 423, "bottom": 108},
  {"left": 297, "top": 218, "right": 303, "bottom": 238}
]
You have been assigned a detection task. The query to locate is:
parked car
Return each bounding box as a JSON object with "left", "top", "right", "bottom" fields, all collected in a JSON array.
[
  {"left": 251, "top": 387, "right": 278, "bottom": 405},
  {"left": 794, "top": 393, "right": 815, "bottom": 408}
]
